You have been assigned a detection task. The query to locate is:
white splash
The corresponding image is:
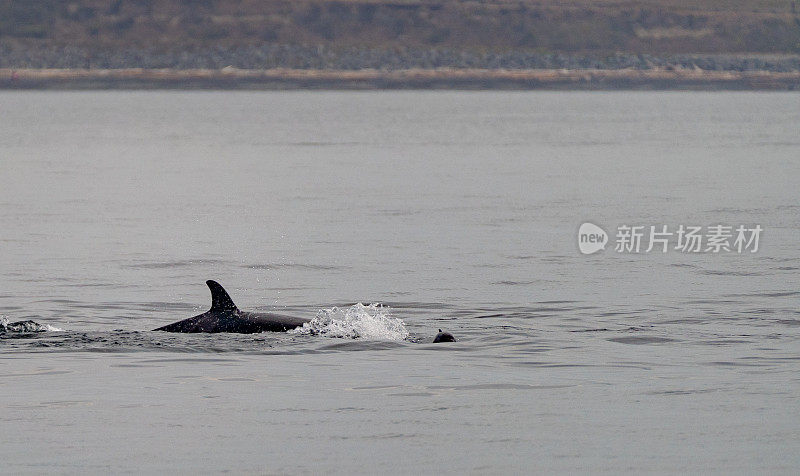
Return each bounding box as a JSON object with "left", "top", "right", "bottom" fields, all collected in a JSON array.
[
  {"left": 0, "top": 316, "right": 63, "bottom": 333},
  {"left": 289, "top": 304, "right": 409, "bottom": 340}
]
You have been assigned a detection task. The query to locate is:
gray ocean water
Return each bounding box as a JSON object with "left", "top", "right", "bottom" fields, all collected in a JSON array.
[{"left": 1, "top": 91, "right": 799, "bottom": 474}]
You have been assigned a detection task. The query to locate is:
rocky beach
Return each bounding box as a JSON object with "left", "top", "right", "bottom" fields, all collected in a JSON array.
[{"left": 2, "top": 43, "right": 800, "bottom": 89}]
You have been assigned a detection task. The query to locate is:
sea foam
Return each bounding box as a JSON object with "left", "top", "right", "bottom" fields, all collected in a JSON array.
[
  {"left": 289, "top": 304, "right": 409, "bottom": 340},
  {"left": 0, "top": 316, "right": 63, "bottom": 333}
]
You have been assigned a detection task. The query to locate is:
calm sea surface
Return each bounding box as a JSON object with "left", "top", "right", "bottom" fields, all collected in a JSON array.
[{"left": 1, "top": 91, "right": 799, "bottom": 474}]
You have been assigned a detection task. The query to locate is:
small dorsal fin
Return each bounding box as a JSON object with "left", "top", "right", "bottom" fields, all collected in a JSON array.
[{"left": 206, "top": 280, "right": 238, "bottom": 312}]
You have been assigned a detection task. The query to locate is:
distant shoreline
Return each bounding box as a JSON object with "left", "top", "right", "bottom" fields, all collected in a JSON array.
[{"left": 2, "top": 68, "right": 799, "bottom": 90}]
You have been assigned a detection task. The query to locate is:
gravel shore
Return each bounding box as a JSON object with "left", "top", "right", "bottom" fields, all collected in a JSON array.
[
  {"left": 2, "top": 43, "right": 800, "bottom": 73},
  {"left": 3, "top": 67, "right": 799, "bottom": 90}
]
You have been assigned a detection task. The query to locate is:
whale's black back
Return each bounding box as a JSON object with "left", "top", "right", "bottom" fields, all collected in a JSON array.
[{"left": 153, "top": 280, "right": 309, "bottom": 334}]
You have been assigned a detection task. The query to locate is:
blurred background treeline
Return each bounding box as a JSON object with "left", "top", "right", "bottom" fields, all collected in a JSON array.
[{"left": 2, "top": 0, "right": 800, "bottom": 70}]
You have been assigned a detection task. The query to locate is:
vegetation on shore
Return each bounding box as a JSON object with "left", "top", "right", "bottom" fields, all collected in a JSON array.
[
  {"left": 1, "top": 0, "right": 800, "bottom": 58},
  {"left": 3, "top": 1, "right": 800, "bottom": 88}
]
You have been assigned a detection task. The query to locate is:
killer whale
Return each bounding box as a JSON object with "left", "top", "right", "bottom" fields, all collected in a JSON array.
[
  {"left": 153, "top": 280, "right": 456, "bottom": 342},
  {"left": 153, "top": 280, "right": 310, "bottom": 333},
  {"left": 433, "top": 329, "right": 456, "bottom": 343}
]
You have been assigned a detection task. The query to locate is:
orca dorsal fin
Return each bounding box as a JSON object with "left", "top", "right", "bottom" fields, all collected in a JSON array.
[{"left": 206, "top": 280, "right": 239, "bottom": 312}]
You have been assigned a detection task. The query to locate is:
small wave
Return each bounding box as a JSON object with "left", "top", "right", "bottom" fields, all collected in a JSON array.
[
  {"left": 608, "top": 336, "right": 677, "bottom": 345},
  {"left": 699, "top": 270, "right": 763, "bottom": 277},
  {"left": 244, "top": 263, "right": 344, "bottom": 271},
  {"left": 0, "top": 317, "right": 63, "bottom": 333},
  {"left": 492, "top": 280, "right": 538, "bottom": 286},
  {"left": 289, "top": 304, "right": 409, "bottom": 340},
  {"left": 124, "top": 259, "right": 228, "bottom": 269}
]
